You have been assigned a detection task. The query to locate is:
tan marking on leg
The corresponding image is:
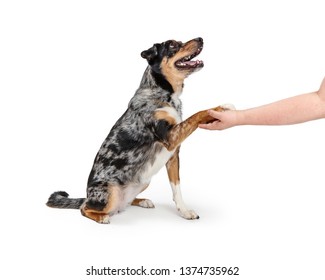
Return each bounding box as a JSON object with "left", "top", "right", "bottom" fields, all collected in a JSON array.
[
  {"left": 166, "top": 147, "right": 180, "bottom": 185},
  {"left": 80, "top": 185, "right": 120, "bottom": 224},
  {"left": 81, "top": 208, "right": 110, "bottom": 224},
  {"left": 154, "top": 110, "right": 177, "bottom": 125},
  {"left": 165, "top": 106, "right": 228, "bottom": 151},
  {"left": 131, "top": 198, "right": 155, "bottom": 208},
  {"left": 166, "top": 148, "right": 199, "bottom": 219},
  {"left": 131, "top": 198, "right": 145, "bottom": 206}
]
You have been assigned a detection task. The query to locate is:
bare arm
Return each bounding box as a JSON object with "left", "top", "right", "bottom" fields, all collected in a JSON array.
[{"left": 199, "top": 77, "right": 325, "bottom": 130}]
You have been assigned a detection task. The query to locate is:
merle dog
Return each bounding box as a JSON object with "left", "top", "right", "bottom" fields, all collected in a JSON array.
[{"left": 46, "top": 37, "right": 233, "bottom": 223}]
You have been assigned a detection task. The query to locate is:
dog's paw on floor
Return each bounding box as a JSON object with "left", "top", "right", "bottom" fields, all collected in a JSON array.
[
  {"left": 179, "top": 209, "right": 199, "bottom": 220},
  {"left": 138, "top": 199, "right": 155, "bottom": 208}
]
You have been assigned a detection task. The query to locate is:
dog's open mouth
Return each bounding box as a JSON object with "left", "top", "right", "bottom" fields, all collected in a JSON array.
[{"left": 175, "top": 46, "right": 204, "bottom": 70}]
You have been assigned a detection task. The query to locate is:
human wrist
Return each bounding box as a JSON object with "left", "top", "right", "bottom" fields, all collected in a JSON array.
[{"left": 233, "top": 110, "right": 246, "bottom": 126}]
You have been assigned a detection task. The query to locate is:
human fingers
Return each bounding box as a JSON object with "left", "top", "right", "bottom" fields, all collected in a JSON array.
[{"left": 198, "top": 120, "right": 222, "bottom": 130}]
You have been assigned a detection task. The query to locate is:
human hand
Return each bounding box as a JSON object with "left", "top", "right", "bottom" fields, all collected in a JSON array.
[{"left": 198, "top": 109, "right": 239, "bottom": 130}]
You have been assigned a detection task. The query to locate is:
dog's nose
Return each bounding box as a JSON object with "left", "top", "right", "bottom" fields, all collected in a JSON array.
[{"left": 195, "top": 37, "right": 203, "bottom": 43}]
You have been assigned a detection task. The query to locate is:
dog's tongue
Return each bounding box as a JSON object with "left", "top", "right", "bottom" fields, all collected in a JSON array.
[
  {"left": 186, "top": 60, "right": 203, "bottom": 66},
  {"left": 176, "top": 59, "right": 203, "bottom": 68},
  {"left": 186, "top": 61, "right": 197, "bottom": 66},
  {"left": 184, "top": 60, "right": 196, "bottom": 66}
]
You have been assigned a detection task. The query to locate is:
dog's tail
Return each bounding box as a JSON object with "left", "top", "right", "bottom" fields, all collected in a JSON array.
[{"left": 46, "top": 191, "right": 85, "bottom": 209}]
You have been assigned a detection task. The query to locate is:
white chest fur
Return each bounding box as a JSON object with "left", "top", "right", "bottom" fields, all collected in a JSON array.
[
  {"left": 141, "top": 146, "right": 174, "bottom": 184},
  {"left": 116, "top": 147, "right": 174, "bottom": 212},
  {"left": 116, "top": 103, "right": 181, "bottom": 211}
]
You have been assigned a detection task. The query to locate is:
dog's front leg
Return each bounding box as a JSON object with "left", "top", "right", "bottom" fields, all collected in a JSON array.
[
  {"left": 165, "top": 105, "right": 233, "bottom": 151},
  {"left": 163, "top": 104, "right": 234, "bottom": 219},
  {"left": 166, "top": 147, "right": 199, "bottom": 220}
]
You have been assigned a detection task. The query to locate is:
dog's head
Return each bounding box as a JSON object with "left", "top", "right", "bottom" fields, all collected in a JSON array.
[{"left": 141, "top": 37, "right": 204, "bottom": 93}]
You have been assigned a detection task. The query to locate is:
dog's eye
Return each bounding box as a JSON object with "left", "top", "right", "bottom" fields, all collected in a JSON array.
[
  {"left": 165, "top": 40, "right": 180, "bottom": 58},
  {"left": 169, "top": 41, "right": 178, "bottom": 49}
]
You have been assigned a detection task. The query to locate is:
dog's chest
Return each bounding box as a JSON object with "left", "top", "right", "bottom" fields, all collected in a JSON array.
[
  {"left": 116, "top": 147, "right": 173, "bottom": 212},
  {"left": 141, "top": 146, "right": 174, "bottom": 184}
]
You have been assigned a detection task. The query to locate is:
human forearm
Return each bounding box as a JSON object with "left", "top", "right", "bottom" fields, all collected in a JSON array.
[
  {"left": 199, "top": 76, "right": 325, "bottom": 130},
  {"left": 237, "top": 92, "right": 325, "bottom": 126}
]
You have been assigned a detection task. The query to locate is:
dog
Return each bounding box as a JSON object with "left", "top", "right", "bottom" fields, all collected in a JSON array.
[{"left": 46, "top": 37, "right": 232, "bottom": 223}]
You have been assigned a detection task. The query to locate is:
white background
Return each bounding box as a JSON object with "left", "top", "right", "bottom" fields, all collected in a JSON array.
[{"left": 1, "top": 1, "right": 325, "bottom": 279}]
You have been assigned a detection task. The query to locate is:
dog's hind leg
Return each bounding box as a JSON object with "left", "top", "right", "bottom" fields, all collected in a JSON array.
[
  {"left": 166, "top": 147, "right": 199, "bottom": 220},
  {"left": 81, "top": 184, "right": 120, "bottom": 224},
  {"left": 81, "top": 207, "right": 111, "bottom": 224}
]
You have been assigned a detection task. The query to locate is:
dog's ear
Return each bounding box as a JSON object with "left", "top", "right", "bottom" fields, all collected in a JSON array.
[{"left": 141, "top": 44, "right": 159, "bottom": 64}]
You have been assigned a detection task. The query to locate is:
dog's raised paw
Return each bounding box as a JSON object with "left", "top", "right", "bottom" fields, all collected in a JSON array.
[
  {"left": 139, "top": 199, "right": 155, "bottom": 208},
  {"left": 221, "top": 103, "right": 236, "bottom": 111}
]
